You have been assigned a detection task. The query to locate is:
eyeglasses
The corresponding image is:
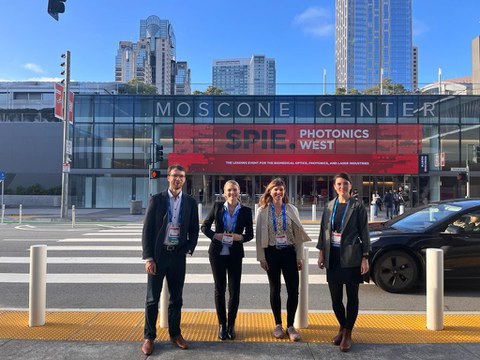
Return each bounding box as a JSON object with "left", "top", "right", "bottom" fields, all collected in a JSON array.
[{"left": 168, "top": 174, "right": 186, "bottom": 179}]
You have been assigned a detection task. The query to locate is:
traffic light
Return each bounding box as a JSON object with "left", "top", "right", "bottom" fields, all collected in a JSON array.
[
  {"left": 155, "top": 144, "right": 164, "bottom": 163},
  {"left": 48, "top": 0, "right": 66, "bottom": 21},
  {"left": 457, "top": 172, "right": 467, "bottom": 182},
  {"left": 150, "top": 169, "right": 160, "bottom": 179}
]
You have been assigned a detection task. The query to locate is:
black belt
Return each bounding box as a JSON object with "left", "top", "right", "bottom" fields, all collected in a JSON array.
[{"left": 163, "top": 244, "right": 177, "bottom": 251}]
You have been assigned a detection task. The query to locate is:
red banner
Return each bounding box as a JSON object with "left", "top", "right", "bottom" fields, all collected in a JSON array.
[
  {"left": 54, "top": 83, "right": 64, "bottom": 120},
  {"left": 171, "top": 124, "right": 422, "bottom": 174}
]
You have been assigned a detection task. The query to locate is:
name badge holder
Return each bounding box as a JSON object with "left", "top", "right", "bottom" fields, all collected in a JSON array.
[
  {"left": 275, "top": 234, "right": 289, "bottom": 249},
  {"left": 168, "top": 224, "right": 180, "bottom": 245},
  {"left": 331, "top": 232, "right": 341, "bottom": 248},
  {"left": 222, "top": 232, "right": 234, "bottom": 247}
]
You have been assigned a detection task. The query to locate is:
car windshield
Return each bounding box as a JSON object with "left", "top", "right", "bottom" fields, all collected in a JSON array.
[{"left": 391, "top": 203, "right": 463, "bottom": 231}]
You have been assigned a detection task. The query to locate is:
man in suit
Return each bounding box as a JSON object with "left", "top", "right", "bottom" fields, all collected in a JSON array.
[{"left": 141, "top": 164, "right": 199, "bottom": 355}]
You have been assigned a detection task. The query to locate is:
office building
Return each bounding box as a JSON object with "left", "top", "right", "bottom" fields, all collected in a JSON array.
[
  {"left": 175, "top": 61, "right": 191, "bottom": 95},
  {"left": 115, "top": 15, "right": 185, "bottom": 94},
  {"left": 472, "top": 36, "right": 480, "bottom": 95},
  {"left": 335, "top": 0, "right": 413, "bottom": 91},
  {"left": 212, "top": 55, "right": 276, "bottom": 95}
]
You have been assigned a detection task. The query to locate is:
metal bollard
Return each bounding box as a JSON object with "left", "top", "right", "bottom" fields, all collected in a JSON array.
[
  {"left": 370, "top": 205, "right": 375, "bottom": 222},
  {"left": 426, "top": 248, "right": 444, "bottom": 330},
  {"left": 198, "top": 203, "right": 203, "bottom": 221},
  {"left": 160, "top": 278, "right": 169, "bottom": 328},
  {"left": 399, "top": 204, "right": 405, "bottom": 215},
  {"left": 1, "top": 203, "right": 4, "bottom": 224},
  {"left": 19, "top": 204, "right": 23, "bottom": 224},
  {"left": 254, "top": 204, "right": 259, "bottom": 220},
  {"left": 71, "top": 205, "right": 76, "bottom": 228},
  {"left": 311, "top": 204, "right": 316, "bottom": 221},
  {"left": 294, "top": 247, "right": 309, "bottom": 329},
  {"left": 29, "top": 245, "right": 47, "bottom": 327}
]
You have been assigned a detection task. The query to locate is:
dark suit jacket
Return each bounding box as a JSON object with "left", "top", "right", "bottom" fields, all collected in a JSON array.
[
  {"left": 201, "top": 202, "right": 254, "bottom": 259},
  {"left": 142, "top": 190, "right": 199, "bottom": 261},
  {"left": 317, "top": 196, "right": 370, "bottom": 268}
]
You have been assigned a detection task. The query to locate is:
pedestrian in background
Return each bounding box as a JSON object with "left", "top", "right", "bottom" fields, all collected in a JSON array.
[
  {"left": 383, "top": 190, "right": 394, "bottom": 219},
  {"left": 141, "top": 164, "right": 199, "bottom": 355},
  {"left": 256, "top": 178, "right": 311, "bottom": 341},
  {"left": 371, "top": 190, "right": 381, "bottom": 217},
  {"left": 201, "top": 180, "right": 254, "bottom": 340},
  {"left": 317, "top": 172, "right": 370, "bottom": 352}
]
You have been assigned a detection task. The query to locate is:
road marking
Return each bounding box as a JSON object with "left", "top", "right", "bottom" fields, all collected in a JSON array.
[{"left": 0, "top": 273, "right": 327, "bottom": 284}]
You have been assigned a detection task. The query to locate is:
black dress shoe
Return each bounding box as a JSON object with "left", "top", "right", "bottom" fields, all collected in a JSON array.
[
  {"left": 218, "top": 324, "right": 227, "bottom": 340},
  {"left": 227, "top": 325, "right": 236, "bottom": 340}
]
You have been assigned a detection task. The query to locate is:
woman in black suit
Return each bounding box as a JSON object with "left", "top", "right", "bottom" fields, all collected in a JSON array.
[
  {"left": 317, "top": 172, "right": 370, "bottom": 352},
  {"left": 201, "top": 180, "right": 254, "bottom": 340}
]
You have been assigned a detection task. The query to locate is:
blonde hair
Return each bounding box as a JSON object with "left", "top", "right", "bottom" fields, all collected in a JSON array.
[
  {"left": 223, "top": 180, "right": 241, "bottom": 198},
  {"left": 258, "top": 178, "right": 289, "bottom": 208}
]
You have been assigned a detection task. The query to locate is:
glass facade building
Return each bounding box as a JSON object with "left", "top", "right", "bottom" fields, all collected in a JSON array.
[
  {"left": 335, "top": 0, "right": 413, "bottom": 91},
  {"left": 70, "top": 94, "right": 480, "bottom": 209}
]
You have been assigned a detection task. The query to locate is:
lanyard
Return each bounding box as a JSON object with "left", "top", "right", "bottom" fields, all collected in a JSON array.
[
  {"left": 223, "top": 202, "right": 241, "bottom": 232},
  {"left": 168, "top": 195, "right": 182, "bottom": 224},
  {"left": 331, "top": 198, "right": 350, "bottom": 232},
  {"left": 271, "top": 203, "right": 286, "bottom": 233}
]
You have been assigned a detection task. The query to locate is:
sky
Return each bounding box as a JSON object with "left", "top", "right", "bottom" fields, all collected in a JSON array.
[{"left": 0, "top": 0, "right": 479, "bottom": 94}]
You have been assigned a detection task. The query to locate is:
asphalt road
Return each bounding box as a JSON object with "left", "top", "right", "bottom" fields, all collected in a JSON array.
[{"left": 1, "top": 222, "right": 479, "bottom": 312}]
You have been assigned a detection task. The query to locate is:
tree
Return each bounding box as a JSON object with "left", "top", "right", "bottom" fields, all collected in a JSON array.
[
  {"left": 335, "top": 87, "right": 346, "bottom": 95},
  {"left": 362, "top": 78, "right": 410, "bottom": 95},
  {"left": 118, "top": 79, "right": 157, "bottom": 95},
  {"left": 192, "top": 86, "right": 227, "bottom": 95}
]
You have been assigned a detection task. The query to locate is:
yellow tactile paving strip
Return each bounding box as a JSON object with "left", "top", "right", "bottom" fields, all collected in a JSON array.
[{"left": 1, "top": 311, "right": 479, "bottom": 344}]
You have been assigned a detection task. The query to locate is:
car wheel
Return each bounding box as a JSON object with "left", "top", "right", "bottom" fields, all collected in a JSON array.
[{"left": 373, "top": 250, "right": 419, "bottom": 293}]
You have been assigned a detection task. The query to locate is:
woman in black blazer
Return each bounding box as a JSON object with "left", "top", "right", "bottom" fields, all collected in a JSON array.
[
  {"left": 201, "top": 180, "right": 254, "bottom": 340},
  {"left": 317, "top": 172, "right": 370, "bottom": 352}
]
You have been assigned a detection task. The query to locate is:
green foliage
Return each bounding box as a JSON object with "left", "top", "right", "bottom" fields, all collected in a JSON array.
[
  {"left": 192, "top": 86, "right": 227, "bottom": 95},
  {"left": 118, "top": 79, "right": 158, "bottom": 95}
]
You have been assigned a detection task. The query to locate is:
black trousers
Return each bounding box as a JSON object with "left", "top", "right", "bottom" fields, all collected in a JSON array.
[
  {"left": 328, "top": 282, "right": 360, "bottom": 330},
  {"left": 209, "top": 253, "right": 243, "bottom": 326},
  {"left": 144, "top": 250, "right": 186, "bottom": 339},
  {"left": 264, "top": 246, "right": 299, "bottom": 327}
]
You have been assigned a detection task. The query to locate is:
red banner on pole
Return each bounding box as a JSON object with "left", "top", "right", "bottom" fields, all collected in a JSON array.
[
  {"left": 54, "top": 83, "right": 64, "bottom": 120},
  {"left": 68, "top": 91, "right": 74, "bottom": 125}
]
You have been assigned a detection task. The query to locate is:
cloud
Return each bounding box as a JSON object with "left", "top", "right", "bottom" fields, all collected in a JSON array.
[
  {"left": 413, "top": 19, "right": 429, "bottom": 37},
  {"left": 293, "top": 7, "right": 334, "bottom": 37},
  {"left": 23, "top": 63, "right": 45, "bottom": 74}
]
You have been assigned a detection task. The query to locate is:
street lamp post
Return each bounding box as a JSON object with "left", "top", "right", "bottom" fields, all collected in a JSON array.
[{"left": 60, "top": 51, "right": 71, "bottom": 219}]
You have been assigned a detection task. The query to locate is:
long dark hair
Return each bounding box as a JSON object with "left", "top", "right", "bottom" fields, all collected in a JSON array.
[{"left": 259, "top": 177, "right": 289, "bottom": 208}]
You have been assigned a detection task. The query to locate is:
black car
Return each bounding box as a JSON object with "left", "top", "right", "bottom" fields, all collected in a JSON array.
[{"left": 368, "top": 199, "right": 480, "bottom": 293}]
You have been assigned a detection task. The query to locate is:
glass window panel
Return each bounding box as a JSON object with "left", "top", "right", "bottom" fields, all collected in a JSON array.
[
  {"left": 294, "top": 97, "right": 315, "bottom": 123},
  {"left": 274, "top": 96, "right": 294, "bottom": 124},
  {"left": 114, "top": 96, "right": 134, "bottom": 123},
  {"left": 460, "top": 96, "right": 480, "bottom": 124},
  {"left": 74, "top": 95, "right": 94, "bottom": 123},
  {"left": 377, "top": 96, "right": 396, "bottom": 123},
  {"left": 439, "top": 96, "right": 460, "bottom": 124},
  {"left": 174, "top": 96, "right": 194, "bottom": 123},
  {"left": 134, "top": 124, "right": 152, "bottom": 169},
  {"left": 113, "top": 124, "right": 134, "bottom": 168},
  {"left": 94, "top": 124, "right": 113, "bottom": 168},
  {"left": 134, "top": 96, "right": 154, "bottom": 123},
  {"left": 73, "top": 124, "right": 94, "bottom": 168},
  {"left": 398, "top": 95, "right": 418, "bottom": 124},
  {"left": 440, "top": 124, "right": 460, "bottom": 168},
  {"left": 316, "top": 97, "right": 335, "bottom": 123},
  {"left": 94, "top": 96, "right": 114, "bottom": 123},
  {"left": 418, "top": 96, "right": 440, "bottom": 124}
]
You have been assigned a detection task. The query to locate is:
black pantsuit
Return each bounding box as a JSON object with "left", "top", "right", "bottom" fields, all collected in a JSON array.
[{"left": 201, "top": 202, "right": 254, "bottom": 327}]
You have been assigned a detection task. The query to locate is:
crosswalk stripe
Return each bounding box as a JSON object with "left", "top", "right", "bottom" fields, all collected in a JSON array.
[
  {"left": 0, "top": 273, "right": 327, "bottom": 284},
  {"left": 0, "top": 257, "right": 321, "bottom": 265}
]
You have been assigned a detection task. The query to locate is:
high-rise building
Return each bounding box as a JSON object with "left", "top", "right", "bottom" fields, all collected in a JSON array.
[
  {"left": 115, "top": 15, "right": 186, "bottom": 94},
  {"left": 412, "top": 46, "right": 418, "bottom": 90},
  {"left": 212, "top": 55, "right": 276, "bottom": 95},
  {"left": 335, "top": 0, "right": 413, "bottom": 92},
  {"left": 472, "top": 36, "right": 480, "bottom": 95},
  {"left": 175, "top": 61, "right": 191, "bottom": 95}
]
